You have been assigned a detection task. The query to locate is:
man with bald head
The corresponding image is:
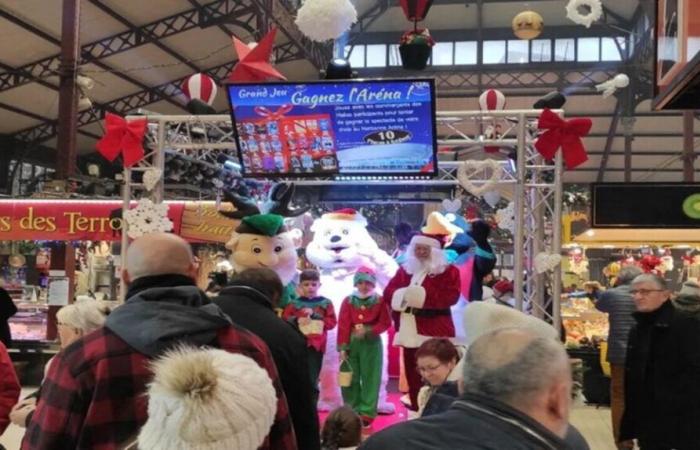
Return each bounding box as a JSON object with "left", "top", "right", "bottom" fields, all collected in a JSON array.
[
  {"left": 360, "top": 328, "right": 573, "bottom": 449},
  {"left": 23, "top": 233, "right": 297, "bottom": 450}
]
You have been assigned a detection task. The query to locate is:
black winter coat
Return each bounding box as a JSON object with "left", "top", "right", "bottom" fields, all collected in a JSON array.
[
  {"left": 360, "top": 393, "right": 580, "bottom": 450},
  {"left": 620, "top": 300, "right": 700, "bottom": 449},
  {"left": 0, "top": 288, "right": 16, "bottom": 347},
  {"left": 214, "top": 286, "right": 321, "bottom": 450}
]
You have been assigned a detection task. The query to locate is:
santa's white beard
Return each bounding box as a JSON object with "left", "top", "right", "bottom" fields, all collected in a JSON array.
[{"left": 403, "top": 248, "right": 448, "bottom": 275}]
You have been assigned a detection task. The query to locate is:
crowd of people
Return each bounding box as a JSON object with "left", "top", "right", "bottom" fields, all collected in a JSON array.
[{"left": 0, "top": 230, "right": 695, "bottom": 449}]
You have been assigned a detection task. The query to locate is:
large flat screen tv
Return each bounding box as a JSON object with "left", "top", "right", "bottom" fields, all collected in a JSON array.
[{"left": 226, "top": 78, "right": 438, "bottom": 178}]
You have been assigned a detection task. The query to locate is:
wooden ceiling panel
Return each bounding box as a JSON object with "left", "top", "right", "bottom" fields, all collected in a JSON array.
[
  {"left": 0, "top": 17, "right": 59, "bottom": 66},
  {"left": 99, "top": 43, "right": 194, "bottom": 89},
  {"left": 0, "top": 83, "right": 59, "bottom": 119},
  {"left": 0, "top": 108, "right": 39, "bottom": 132}
]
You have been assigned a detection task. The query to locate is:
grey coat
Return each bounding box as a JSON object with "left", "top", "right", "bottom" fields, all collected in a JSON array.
[{"left": 595, "top": 285, "right": 636, "bottom": 365}]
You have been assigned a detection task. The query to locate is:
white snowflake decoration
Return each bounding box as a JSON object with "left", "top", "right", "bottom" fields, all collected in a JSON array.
[
  {"left": 496, "top": 201, "right": 515, "bottom": 233},
  {"left": 565, "top": 0, "right": 603, "bottom": 28},
  {"left": 124, "top": 198, "right": 173, "bottom": 239}
]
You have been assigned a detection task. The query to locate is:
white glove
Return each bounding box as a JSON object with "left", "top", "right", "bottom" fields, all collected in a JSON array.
[{"left": 404, "top": 285, "right": 426, "bottom": 308}]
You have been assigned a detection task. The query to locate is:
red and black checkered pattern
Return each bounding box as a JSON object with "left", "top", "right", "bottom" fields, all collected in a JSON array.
[{"left": 22, "top": 325, "right": 297, "bottom": 450}]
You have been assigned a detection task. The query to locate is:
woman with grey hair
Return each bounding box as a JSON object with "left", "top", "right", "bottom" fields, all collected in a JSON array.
[{"left": 9, "top": 300, "right": 112, "bottom": 428}]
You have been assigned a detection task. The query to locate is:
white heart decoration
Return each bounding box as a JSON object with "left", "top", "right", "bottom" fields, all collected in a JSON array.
[
  {"left": 495, "top": 201, "right": 515, "bottom": 234},
  {"left": 457, "top": 159, "right": 503, "bottom": 196},
  {"left": 534, "top": 252, "right": 562, "bottom": 274},
  {"left": 483, "top": 190, "right": 501, "bottom": 208},
  {"left": 441, "top": 198, "right": 462, "bottom": 213},
  {"left": 142, "top": 168, "right": 162, "bottom": 192}
]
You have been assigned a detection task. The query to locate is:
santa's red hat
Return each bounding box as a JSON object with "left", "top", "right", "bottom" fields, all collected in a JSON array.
[
  {"left": 410, "top": 232, "right": 448, "bottom": 249},
  {"left": 493, "top": 279, "right": 514, "bottom": 295},
  {"left": 321, "top": 208, "right": 367, "bottom": 226}
]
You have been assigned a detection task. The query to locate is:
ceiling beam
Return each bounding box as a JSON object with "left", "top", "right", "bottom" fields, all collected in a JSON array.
[
  {"left": 0, "top": 5, "right": 187, "bottom": 112},
  {"left": 247, "top": 0, "right": 332, "bottom": 69},
  {"left": 350, "top": 25, "right": 625, "bottom": 45},
  {"left": 0, "top": 0, "right": 253, "bottom": 93},
  {"left": 0, "top": 101, "right": 100, "bottom": 140},
  {"left": 597, "top": 99, "right": 622, "bottom": 182},
  {"left": 89, "top": 0, "right": 202, "bottom": 73}
]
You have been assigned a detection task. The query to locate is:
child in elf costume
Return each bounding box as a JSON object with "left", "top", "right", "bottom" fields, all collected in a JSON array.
[
  {"left": 337, "top": 267, "right": 391, "bottom": 426},
  {"left": 282, "top": 269, "right": 337, "bottom": 406}
]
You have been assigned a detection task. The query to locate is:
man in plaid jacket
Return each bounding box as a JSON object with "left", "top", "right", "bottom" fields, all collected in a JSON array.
[{"left": 22, "top": 233, "right": 297, "bottom": 450}]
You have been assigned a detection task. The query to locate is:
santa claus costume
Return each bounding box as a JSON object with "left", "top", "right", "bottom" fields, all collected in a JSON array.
[{"left": 383, "top": 232, "right": 461, "bottom": 410}]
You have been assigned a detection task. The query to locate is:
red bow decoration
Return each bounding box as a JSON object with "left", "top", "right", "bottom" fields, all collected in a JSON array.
[
  {"left": 534, "top": 108, "right": 592, "bottom": 170},
  {"left": 229, "top": 28, "right": 286, "bottom": 82},
  {"left": 95, "top": 113, "right": 148, "bottom": 168},
  {"left": 639, "top": 255, "right": 662, "bottom": 274}
]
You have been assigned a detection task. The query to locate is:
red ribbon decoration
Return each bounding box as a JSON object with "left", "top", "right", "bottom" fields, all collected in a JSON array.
[
  {"left": 253, "top": 104, "right": 293, "bottom": 121},
  {"left": 534, "top": 108, "right": 592, "bottom": 170},
  {"left": 95, "top": 113, "right": 148, "bottom": 168}
]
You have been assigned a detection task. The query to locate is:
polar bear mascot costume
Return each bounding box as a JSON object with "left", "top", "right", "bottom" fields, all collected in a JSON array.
[{"left": 306, "top": 209, "right": 398, "bottom": 413}]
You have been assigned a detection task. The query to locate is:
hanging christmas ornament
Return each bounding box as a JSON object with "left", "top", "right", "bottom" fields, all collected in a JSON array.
[
  {"left": 565, "top": 0, "right": 603, "bottom": 28},
  {"left": 479, "top": 89, "right": 506, "bottom": 111},
  {"left": 595, "top": 73, "right": 630, "bottom": 98},
  {"left": 181, "top": 73, "right": 217, "bottom": 106},
  {"left": 295, "top": 0, "right": 357, "bottom": 42},
  {"left": 482, "top": 190, "right": 501, "bottom": 208},
  {"left": 399, "top": 0, "right": 435, "bottom": 21},
  {"left": 229, "top": 28, "right": 286, "bottom": 82},
  {"left": 457, "top": 159, "right": 503, "bottom": 196},
  {"left": 142, "top": 168, "right": 163, "bottom": 192},
  {"left": 479, "top": 89, "right": 507, "bottom": 153},
  {"left": 512, "top": 10, "right": 544, "bottom": 40}
]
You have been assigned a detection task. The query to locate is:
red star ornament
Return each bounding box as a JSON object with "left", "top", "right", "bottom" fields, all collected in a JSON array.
[{"left": 229, "top": 28, "right": 287, "bottom": 82}]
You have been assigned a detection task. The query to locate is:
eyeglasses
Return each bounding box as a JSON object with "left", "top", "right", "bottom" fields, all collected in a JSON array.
[
  {"left": 629, "top": 289, "right": 665, "bottom": 296},
  {"left": 417, "top": 363, "right": 444, "bottom": 374}
]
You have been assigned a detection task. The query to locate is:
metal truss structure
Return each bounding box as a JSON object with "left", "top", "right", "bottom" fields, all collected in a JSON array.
[
  {"left": 5, "top": 0, "right": 331, "bottom": 144},
  {"left": 125, "top": 110, "right": 563, "bottom": 327}
]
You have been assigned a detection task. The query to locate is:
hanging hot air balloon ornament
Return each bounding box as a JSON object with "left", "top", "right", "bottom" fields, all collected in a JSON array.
[
  {"left": 182, "top": 73, "right": 218, "bottom": 115},
  {"left": 478, "top": 89, "right": 506, "bottom": 153},
  {"left": 398, "top": 0, "right": 436, "bottom": 70}
]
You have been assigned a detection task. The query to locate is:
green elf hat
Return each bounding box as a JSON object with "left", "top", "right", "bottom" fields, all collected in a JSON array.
[
  {"left": 236, "top": 213, "right": 287, "bottom": 236},
  {"left": 353, "top": 266, "right": 377, "bottom": 286}
]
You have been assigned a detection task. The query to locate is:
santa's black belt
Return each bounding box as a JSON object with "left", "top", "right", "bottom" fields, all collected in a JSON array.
[{"left": 405, "top": 307, "right": 452, "bottom": 317}]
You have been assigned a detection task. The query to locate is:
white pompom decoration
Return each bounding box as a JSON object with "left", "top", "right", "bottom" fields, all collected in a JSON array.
[{"left": 295, "top": 0, "right": 358, "bottom": 42}]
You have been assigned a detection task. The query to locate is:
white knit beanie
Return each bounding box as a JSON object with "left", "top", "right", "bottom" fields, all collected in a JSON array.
[
  {"left": 138, "top": 346, "right": 277, "bottom": 450},
  {"left": 462, "top": 301, "right": 558, "bottom": 346}
]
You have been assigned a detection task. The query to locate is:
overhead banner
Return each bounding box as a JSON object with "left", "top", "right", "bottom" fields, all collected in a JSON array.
[
  {"left": 591, "top": 183, "right": 700, "bottom": 228},
  {"left": 0, "top": 200, "right": 238, "bottom": 243}
]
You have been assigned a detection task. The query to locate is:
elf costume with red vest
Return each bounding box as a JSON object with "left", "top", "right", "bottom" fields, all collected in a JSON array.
[
  {"left": 383, "top": 231, "right": 461, "bottom": 410},
  {"left": 337, "top": 267, "right": 391, "bottom": 422}
]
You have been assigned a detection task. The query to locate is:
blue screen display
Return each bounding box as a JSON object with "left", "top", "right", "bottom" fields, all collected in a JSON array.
[{"left": 226, "top": 79, "right": 437, "bottom": 177}]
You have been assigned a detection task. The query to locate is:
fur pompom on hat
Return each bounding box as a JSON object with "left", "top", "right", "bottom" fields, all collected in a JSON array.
[
  {"left": 138, "top": 346, "right": 277, "bottom": 450},
  {"left": 353, "top": 266, "right": 377, "bottom": 286},
  {"left": 462, "top": 302, "right": 558, "bottom": 346}
]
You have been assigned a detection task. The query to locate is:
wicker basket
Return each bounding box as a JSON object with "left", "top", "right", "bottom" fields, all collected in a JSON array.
[{"left": 338, "top": 359, "right": 353, "bottom": 387}]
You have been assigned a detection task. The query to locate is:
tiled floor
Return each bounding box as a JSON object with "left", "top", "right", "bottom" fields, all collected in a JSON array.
[
  {"left": 570, "top": 401, "right": 617, "bottom": 450},
  {"left": 0, "top": 389, "right": 618, "bottom": 450}
]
